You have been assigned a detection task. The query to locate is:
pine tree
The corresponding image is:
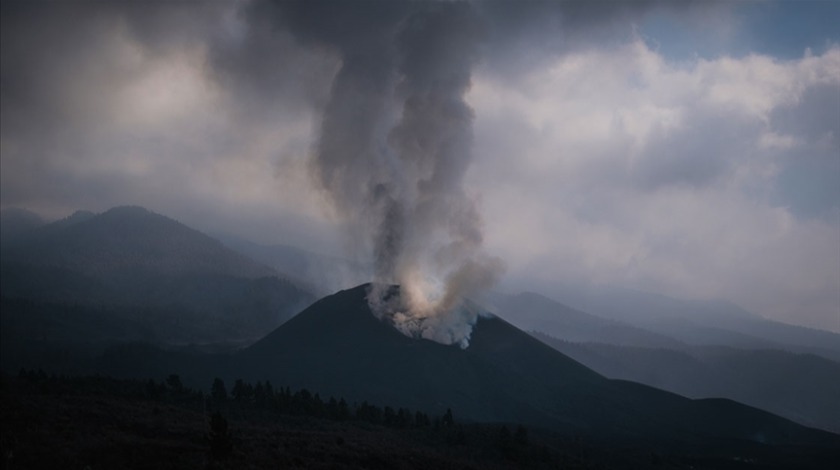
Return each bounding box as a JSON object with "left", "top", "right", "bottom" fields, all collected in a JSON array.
[
  {"left": 514, "top": 424, "right": 529, "bottom": 446},
  {"left": 211, "top": 378, "right": 228, "bottom": 404},
  {"left": 442, "top": 408, "right": 454, "bottom": 427},
  {"left": 166, "top": 374, "right": 183, "bottom": 393},
  {"left": 254, "top": 382, "right": 267, "bottom": 408},
  {"left": 207, "top": 411, "right": 232, "bottom": 460}
]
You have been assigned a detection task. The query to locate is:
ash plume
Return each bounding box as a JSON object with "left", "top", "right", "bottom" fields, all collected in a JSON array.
[{"left": 278, "top": 1, "right": 503, "bottom": 347}]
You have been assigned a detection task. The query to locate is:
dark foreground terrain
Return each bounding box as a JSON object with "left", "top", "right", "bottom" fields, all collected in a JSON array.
[{"left": 2, "top": 372, "right": 837, "bottom": 470}]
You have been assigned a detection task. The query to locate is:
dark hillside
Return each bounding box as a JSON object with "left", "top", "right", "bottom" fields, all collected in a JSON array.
[
  {"left": 0, "top": 207, "right": 45, "bottom": 246},
  {"left": 0, "top": 206, "right": 316, "bottom": 358},
  {"left": 533, "top": 332, "right": 840, "bottom": 433},
  {"left": 20, "top": 284, "right": 839, "bottom": 467},
  {"left": 231, "top": 284, "right": 838, "bottom": 448},
  {"left": 2, "top": 206, "right": 275, "bottom": 279},
  {"left": 12, "top": 373, "right": 834, "bottom": 470}
]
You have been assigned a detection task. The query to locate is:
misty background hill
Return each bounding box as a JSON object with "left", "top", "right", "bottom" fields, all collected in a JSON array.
[
  {"left": 2, "top": 206, "right": 275, "bottom": 278},
  {"left": 214, "top": 233, "right": 371, "bottom": 297},
  {"left": 533, "top": 332, "right": 840, "bottom": 434},
  {"left": 490, "top": 291, "right": 684, "bottom": 348},
  {"left": 489, "top": 291, "right": 840, "bottom": 433},
  {"left": 1, "top": 206, "right": 315, "bottom": 372},
  {"left": 516, "top": 283, "right": 840, "bottom": 358},
  {"left": 0, "top": 207, "right": 46, "bottom": 246}
]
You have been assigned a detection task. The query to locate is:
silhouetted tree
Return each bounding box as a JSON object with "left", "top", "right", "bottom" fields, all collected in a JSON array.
[
  {"left": 415, "top": 410, "right": 430, "bottom": 427},
  {"left": 166, "top": 374, "right": 183, "bottom": 393},
  {"left": 146, "top": 379, "right": 162, "bottom": 400},
  {"left": 498, "top": 425, "right": 512, "bottom": 452},
  {"left": 312, "top": 393, "right": 326, "bottom": 417},
  {"left": 254, "top": 381, "right": 267, "bottom": 407},
  {"left": 337, "top": 398, "right": 351, "bottom": 421},
  {"left": 514, "top": 425, "right": 529, "bottom": 447},
  {"left": 211, "top": 378, "right": 228, "bottom": 404},
  {"left": 232, "top": 379, "right": 253, "bottom": 403},
  {"left": 383, "top": 406, "right": 396, "bottom": 426},
  {"left": 397, "top": 408, "right": 411, "bottom": 428},
  {"left": 327, "top": 397, "right": 339, "bottom": 418},
  {"left": 207, "top": 411, "right": 232, "bottom": 460},
  {"left": 356, "top": 401, "right": 382, "bottom": 424},
  {"left": 442, "top": 408, "right": 454, "bottom": 427}
]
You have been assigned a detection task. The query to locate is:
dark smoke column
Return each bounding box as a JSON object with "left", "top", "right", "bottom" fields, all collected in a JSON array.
[{"left": 285, "top": 1, "right": 503, "bottom": 347}]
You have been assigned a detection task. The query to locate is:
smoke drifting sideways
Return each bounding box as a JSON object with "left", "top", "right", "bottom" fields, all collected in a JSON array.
[{"left": 275, "top": 1, "right": 503, "bottom": 348}]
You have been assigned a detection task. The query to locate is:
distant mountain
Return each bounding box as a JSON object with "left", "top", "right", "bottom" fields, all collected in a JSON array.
[
  {"left": 491, "top": 287, "right": 840, "bottom": 432},
  {"left": 490, "top": 291, "right": 683, "bottom": 348},
  {"left": 533, "top": 332, "right": 840, "bottom": 434},
  {"left": 0, "top": 206, "right": 316, "bottom": 358},
  {"left": 2, "top": 206, "right": 276, "bottom": 279},
  {"left": 174, "top": 284, "right": 836, "bottom": 451},
  {"left": 216, "top": 234, "right": 371, "bottom": 297},
  {"left": 0, "top": 207, "right": 45, "bottom": 247},
  {"left": 527, "top": 283, "right": 840, "bottom": 361},
  {"left": 42, "top": 209, "right": 97, "bottom": 229}
]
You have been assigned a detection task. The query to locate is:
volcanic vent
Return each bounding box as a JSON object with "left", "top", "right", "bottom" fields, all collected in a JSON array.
[{"left": 365, "top": 284, "right": 487, "bottom": 349}]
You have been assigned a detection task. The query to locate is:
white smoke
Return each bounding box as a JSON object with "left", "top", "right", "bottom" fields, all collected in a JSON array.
[
  {"left": 366, "top": 273, "right": 499, "bottom": 349},
  {"left": 279, "top": 1, "right": 504, "bottom": 347}
]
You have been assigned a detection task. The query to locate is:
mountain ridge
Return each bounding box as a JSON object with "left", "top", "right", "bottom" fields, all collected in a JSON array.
[
  {"left": 0, "top": 205, "right": 316, "bottom": 354},
  {"left": 2, "top": 206, "right": 277, "bottom": 279},
  {"left": 503, "top": 285, "right": 840, "bottom": 361},
  {"left": 533, "top": 331, "right": 840, "bottom": 433}
]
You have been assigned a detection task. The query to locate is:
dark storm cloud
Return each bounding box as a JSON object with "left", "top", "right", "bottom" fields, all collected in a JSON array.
[
  {"left": 0, "top": 0, "right": 336, "bottom": 226},
  {"left": 208, "top": 0, "right": 339, "bottom": 114},
  {"left": 0, "top": 0, "right": 221, "bottom": 115},
  {"left": 0, "top": 0, "right": 331, "bottom": 142},
  {"left": 0, "top": 1, "right": 222, "bottom": 175},
  {"left": 472, "top": 0, "right": 717, "bottom": 80}
]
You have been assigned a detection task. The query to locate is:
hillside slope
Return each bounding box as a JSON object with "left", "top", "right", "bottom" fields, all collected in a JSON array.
[
  {"left": 0, "top": 206, "right": 315, "bottom": 354},
  {"left": 228, "top": 284, "right": 838, "bottom": 450}
]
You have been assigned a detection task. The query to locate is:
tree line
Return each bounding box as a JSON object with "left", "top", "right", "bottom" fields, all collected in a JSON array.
[
  {"left": 10, "top": 369, "right": 541, "bottom": 465},
  {"left": 13, "top": 369, "right": 458, "bottom": 431}
]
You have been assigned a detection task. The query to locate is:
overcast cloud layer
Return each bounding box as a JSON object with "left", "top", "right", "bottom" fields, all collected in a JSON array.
[{"left": 1, "top": 1, "right": 838, "bottom": 332}]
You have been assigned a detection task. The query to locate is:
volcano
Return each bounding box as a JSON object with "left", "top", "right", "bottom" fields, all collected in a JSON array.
[{"left": 234, "top": 284, "right": 838, "bottom": 448}]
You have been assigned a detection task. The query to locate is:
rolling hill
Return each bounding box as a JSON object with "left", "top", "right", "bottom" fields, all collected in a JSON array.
[
  {"left": 0, "top": 207, "right": 45, "bottom": 246},
  {"left": 0, "top": 206, "right": 316, "bottom": 368},
  {"left": 528, "top": 284, "right": 840, "bottom": 361},
  {"left": 215, "top": 233, "right": 371, "bottom": 297},
  {"left": 491, "top": 291, "right": 683, "bottom": 348},
  {"left": 488, "top": 290, "right": 840, "bottom": 433},
  {"left": 533, "top": 331, "right": 840, "bottom": 434}
]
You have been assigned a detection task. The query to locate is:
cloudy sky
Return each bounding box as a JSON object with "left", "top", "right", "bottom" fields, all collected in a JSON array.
[{"left": 1, "top": 1, "right": 838, "bottom": 332}]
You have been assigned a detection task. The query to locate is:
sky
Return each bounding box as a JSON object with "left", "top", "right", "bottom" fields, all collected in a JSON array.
[{"left": 1, "top": 0, "right": 838, "bottom": 332}]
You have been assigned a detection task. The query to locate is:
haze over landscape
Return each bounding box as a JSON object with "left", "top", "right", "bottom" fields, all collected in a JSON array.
[
  {"left": 2, "top": 0, "right": 838, "bottom": 333},
  {"left": 2, "top": 1, "right": 840, "bottom": 468}
]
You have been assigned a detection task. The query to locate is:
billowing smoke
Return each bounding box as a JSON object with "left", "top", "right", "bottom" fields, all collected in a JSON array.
[{"left": 277, "top": 1, "right": 503, "bottom": 347}]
